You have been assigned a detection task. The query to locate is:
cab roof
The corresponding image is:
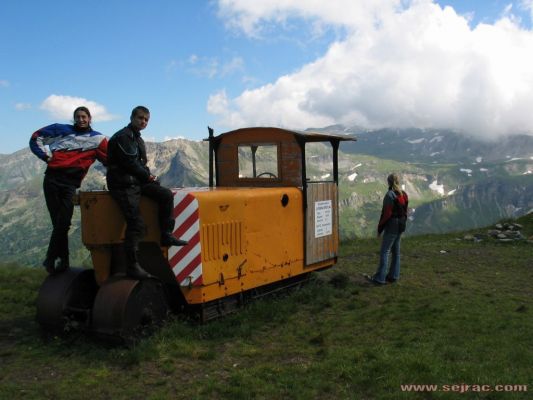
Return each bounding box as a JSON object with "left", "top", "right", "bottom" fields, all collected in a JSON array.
[{"left": 208, "top": 126, "right": 356, "bottom": 143}]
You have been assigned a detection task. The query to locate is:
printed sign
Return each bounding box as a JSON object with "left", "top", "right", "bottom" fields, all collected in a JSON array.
[{"left": 315, "top": 200, "right": 332, "bottom": 238}]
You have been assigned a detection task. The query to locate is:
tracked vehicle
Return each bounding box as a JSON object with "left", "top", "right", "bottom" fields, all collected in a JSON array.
[{"left": 36, "top": 127, "right": 354, "bottom": 340}]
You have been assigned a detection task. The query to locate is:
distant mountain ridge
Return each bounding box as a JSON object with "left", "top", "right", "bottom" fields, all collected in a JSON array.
[
  {"left": 331, "top": 126, "right": 532, "bottom": 236},
  {"left": 0, "top": 139, "right": 210, "bottom": 192},
  {"left": 315, "top": 125, "right": 533, "bottom": 164},
  {"left": 0, "top": 128, "right": 531, "bottom": 266}
]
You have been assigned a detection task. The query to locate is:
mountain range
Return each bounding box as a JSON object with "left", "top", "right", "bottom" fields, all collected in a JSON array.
[{"left": 1, "top": 126, "right": 531, "bottom": 266}]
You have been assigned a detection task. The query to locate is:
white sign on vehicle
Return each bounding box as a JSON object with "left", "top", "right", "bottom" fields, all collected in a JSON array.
[{"left": 315, "top": 200, "right": 332, "bottom": 238}]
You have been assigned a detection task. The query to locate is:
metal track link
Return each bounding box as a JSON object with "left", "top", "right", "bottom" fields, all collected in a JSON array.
[{"left": 199, "top": 273, "right": 310, "bottom": 322}]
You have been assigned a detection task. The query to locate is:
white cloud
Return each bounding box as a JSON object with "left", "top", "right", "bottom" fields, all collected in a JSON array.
[
  {"left": 15, "top": 103, "right": 31, "bottom": 111},
  {"left": 220, "top": 56, "right": 244, "bottom": 77},
  {"left": 521, "top": 0, "right": 533, "bottom": 21},
  {"left": 184, "top": 55, "right": 244, "bottom": 78},
  {"left": 182, "top": 56, "right": 217, "bottom": 78},
  {"left": 213, "top": 0, "right": 533, "bottom": 139},
  {"left": 217, "top": 0, "right": 398, "bottom": 37},
  {"left": 0, "top": 80, "right": 9, "bottom": 87},
  {"left": 40, "top": 94, "right": 118, "bottom": 122},
  {"left": 163, "top": 135, "right": 187, "bottom": 141},
  {"left": 207, "top": 90, "right": 231, "bottom": 115}
]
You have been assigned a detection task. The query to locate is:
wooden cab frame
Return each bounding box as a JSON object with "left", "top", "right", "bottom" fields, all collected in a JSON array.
[{"left": 206, "top": 127, "right": 355, "bottom": 266}]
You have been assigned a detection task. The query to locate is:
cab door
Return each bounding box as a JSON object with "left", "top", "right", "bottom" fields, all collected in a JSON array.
[{"left": 305, "top": 181, "right": 339, "bottom": 266}]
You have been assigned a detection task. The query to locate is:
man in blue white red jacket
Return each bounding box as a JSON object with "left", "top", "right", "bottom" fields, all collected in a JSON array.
[{"left": 29, "top": 106, "right": 108, "bottom": 274}]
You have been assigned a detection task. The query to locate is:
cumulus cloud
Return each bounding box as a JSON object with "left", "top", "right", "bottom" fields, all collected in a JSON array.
[
  {"left": 212, "top": 0, "right": 533, "bottom": 139},
  {"left": 40, "top": 95, "right": 118, "bottom": 122},
  {"left": 0, "top": 80, "right": 9, "bottom": 87},
  {"left": 207, "top": 90, "right": 230, "bottom": 115},
  {"left": 217, "top": 0, "right": 396, "bottom": 36}
]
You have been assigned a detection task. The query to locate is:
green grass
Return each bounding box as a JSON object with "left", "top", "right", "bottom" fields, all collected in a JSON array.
[{"left": 0, "top": 215, "right": 532, "bottom": 399}]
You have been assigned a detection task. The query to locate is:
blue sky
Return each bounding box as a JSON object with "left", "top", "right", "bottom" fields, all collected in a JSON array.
[{"left": 2, "top": 0, "right": 533, "bottom": 154}]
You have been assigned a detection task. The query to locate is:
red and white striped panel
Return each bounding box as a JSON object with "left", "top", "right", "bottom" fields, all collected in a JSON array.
[{"left": 168, "top": 188, "right": 207, "bottom": 287}]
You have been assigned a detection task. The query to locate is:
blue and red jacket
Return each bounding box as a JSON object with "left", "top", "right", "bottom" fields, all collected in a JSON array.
[
  {"left": 377, "top": 189, "right": 408, "bottom": 234},
  {"left": 29, "top": 123, "right": 108, "bottom": 187}
]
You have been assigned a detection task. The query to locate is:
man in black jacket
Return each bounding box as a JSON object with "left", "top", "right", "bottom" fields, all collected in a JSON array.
[{"left": 107, "top": 105, "right": 187, "bottom": 279}]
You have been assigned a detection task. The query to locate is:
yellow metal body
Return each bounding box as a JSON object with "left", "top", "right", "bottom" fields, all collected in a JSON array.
[
  {"left": 79, "top": 191, "right": 161, "bottom": 285},
  {"left": 185, "top": 187, "right": 305, "bottom": 304},
  {"left": 79, "top": 187, "right": 336, "bottom": 304}
]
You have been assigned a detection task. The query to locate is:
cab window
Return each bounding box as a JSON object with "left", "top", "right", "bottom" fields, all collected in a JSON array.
[
  {"left": 238, "top": 143, "right": 279, "bottom": 179},
  {"left": 305, "top": 142, "right": 333, "bottom": 182}
]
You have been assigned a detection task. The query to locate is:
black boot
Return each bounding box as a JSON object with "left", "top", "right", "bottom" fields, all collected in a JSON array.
[
  {"left": 160, "top": 233, "right": 188, "bottom": 247},
  {"left": 55, "top": 257, "right": 70, "bottom": 274},
  {"left": 42, "top": 257, "right": 56, "bottom": 275},
  {"left": 127, "top": 262, "right": 151, "bottom": 280}
]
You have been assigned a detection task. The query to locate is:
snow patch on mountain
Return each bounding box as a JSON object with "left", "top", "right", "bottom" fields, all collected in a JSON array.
[
  {"left": 406, "top": 138, "right": 425, "bottom": 144},
  {"left": 429, "top": 180, "right": 444, "bottom": 195}
]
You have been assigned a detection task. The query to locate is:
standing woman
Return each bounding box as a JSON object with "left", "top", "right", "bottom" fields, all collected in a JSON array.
[
  {"left": 370, "top": 173, "right": 408, "bottom": 284},
  {"left": 29, "top": 106, "right": 108, "bottom": 274}
]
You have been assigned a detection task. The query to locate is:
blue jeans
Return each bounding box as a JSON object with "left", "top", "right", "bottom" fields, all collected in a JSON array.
[{"left": 373, "top": 231, "right": 401, "bottom": 283}]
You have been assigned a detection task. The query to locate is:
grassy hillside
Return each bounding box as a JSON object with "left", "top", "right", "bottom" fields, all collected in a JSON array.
[{"left": 0, "top": 214, "right": 531, "bottom": 399}]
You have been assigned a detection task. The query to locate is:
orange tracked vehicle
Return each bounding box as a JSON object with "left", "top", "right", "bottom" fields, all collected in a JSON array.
[{"left": 36, "top": 127, "right": 355, "bottom": 340}]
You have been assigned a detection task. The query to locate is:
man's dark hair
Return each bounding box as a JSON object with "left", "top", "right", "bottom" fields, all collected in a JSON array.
[
  {"left": 131, "top": 106, "right": 150, "bottom": 118},
  {"left": 73, "top": 106, "right": 91, "bottom": 119}
]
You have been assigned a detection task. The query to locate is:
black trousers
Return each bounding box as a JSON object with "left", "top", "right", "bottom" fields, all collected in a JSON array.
[
  {"left": 110, "top": 182, "right": 174, "bottom": 262},
  {"left": 43, "top": 175, "right": 76, "bottom": 261}
]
